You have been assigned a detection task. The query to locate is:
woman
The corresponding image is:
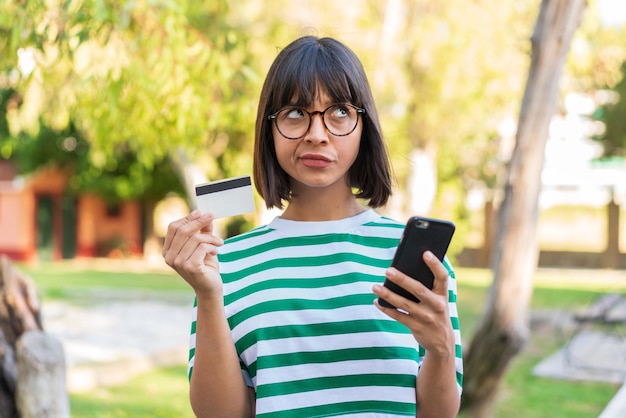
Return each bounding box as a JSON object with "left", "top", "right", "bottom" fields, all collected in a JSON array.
[{"left": 163, "top": 36, "right": 463, "bottom": 418}]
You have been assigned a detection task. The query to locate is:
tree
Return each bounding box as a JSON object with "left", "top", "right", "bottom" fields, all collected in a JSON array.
[
  {"left": 0, "top": 88, "right": 185, "bottom": 205},
  {"left": 564, "top": 0, "right": 626, "bottom": 158},
  {"left": 0, "top": 0, "right": 541, "bottom": 228},
  {"left": 391, "top": 1, "right": 535, "bottom": 230},
  {"left": 1, "top": 0, "right": 258, "bottom": 208},
  {"left": 460, "top": 1, "right": 586, "bottom": 416},
  {"left": 594, "top": 61, "right": 626, "bottom": 157}
]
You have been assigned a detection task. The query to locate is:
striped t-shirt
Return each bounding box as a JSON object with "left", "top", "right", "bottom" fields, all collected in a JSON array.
[{"left": 188, "top": 209, "right": 463, "bottom": 417}]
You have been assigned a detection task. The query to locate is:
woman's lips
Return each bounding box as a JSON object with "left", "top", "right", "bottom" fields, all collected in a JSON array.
[{"left": 300, "top": 154, "right": 332, "bottom": 168}]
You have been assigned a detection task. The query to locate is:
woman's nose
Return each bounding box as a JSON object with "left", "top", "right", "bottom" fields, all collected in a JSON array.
[{"left": 304, "top": 113, "right": 329, "bottom": 143}]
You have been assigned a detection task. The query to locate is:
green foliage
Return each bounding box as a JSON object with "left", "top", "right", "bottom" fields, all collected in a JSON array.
[
  {"left": 1, "top": 0, "right": 258, "bottom": 205},
  {"left": 67, "top": 0, "right": 257, "bottom": 168},
  {"left": 565, "top": 0, "right": 626, "bottom": 91},
  {"left": 0, "top": 87, "right": 185, "bottom": 204},
  {"left": 593, "top": 61, "right": 626, "bottom": 157},
  {"left": 564, "top": 0, "right": 626, "bottom": 158}
]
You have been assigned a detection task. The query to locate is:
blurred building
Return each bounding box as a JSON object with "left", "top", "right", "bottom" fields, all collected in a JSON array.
[
  {"left": 461, "top": 91, "right": 626, "bottom": 269},
  {"left": 541, "top": 92, "right": 626, "bottom": 208},
  {"left": 0, "top": 161, "right": 143, "bottom": 262}
]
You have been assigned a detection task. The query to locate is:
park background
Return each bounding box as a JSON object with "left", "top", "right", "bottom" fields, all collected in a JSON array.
[{"left": 1, "top": 0, "right": 626, "bottom": 417}]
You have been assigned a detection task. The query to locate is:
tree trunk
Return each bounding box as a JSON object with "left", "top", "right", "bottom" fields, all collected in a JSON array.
[
  {"left": 141, "top": 198, "right": 163, "bottom": 264},
  {"left": 170, "top": 147, "right": 209, "bottom": 210},
  {"left": 460, "top": 1, "right": 586, "bottom": 417}
]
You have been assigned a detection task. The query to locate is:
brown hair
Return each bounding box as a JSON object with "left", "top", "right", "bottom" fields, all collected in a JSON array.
[{"left": 253, "top": 36, "right": 392, "bottom": 209}]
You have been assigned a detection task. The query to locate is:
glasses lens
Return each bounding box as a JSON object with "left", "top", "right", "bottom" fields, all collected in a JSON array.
[
  {"left": 276, "top": 107, "right": 309, "bottom": 139},
  {"left": 323, "top": 105, "right": 359, "bottom": 136}
]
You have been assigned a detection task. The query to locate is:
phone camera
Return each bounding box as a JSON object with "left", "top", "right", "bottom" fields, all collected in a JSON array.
[{"left": 415, "top": 219, "right": 429, "bottom": 229}]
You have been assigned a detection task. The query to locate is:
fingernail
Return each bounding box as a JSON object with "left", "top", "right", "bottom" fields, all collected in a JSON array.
[
  {"left": 424, "top": 251, "right": 434, "bottom": 260},
  {"left": 386, "top": 267, "right": 397, "bottom": 277},
  {"left": 190, "top": 209, "right": 201, "bottom": 218}
]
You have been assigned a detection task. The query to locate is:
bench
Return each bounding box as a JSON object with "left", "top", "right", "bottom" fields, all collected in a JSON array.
[
  {"left": 574, "top": 293, "right": 626, "bottom": 325},
  {"left": 565, "top": 293, "right": 626, "bottom": 373}
]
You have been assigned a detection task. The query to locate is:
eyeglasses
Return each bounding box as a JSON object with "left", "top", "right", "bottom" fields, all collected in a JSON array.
[{"left": 268, "top": 104, "right": 366, "bottom": 140}]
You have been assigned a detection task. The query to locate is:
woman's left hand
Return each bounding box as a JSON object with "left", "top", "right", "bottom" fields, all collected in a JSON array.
[{"left": 372, "top": 251, "right": 455, "bottom": 357}]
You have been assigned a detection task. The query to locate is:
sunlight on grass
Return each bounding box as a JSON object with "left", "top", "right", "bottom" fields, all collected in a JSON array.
[
  {"left": 18, "top": 261, "right": 193, "bottom": 301},
  {"left": 455, "top": 267, "right": 623, "bottom": 418},
  {"left": 458, "top": 267, "right": 626, "bottom": 292},
  {"left": 479, "top": 333, "right": 620, "bottom": 418},
  {"left": 70, "top": 365, "right": 194, "bottom": 418}
]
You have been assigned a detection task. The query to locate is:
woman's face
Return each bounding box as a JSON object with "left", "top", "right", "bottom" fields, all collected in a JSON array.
[{"left": 272, "top": 88, "right": 362, "bottom": 196}]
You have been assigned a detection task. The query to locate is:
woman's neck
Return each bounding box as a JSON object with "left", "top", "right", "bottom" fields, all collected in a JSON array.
[{"left": 280, "top": 187, "right": 366, "bottom": 222}]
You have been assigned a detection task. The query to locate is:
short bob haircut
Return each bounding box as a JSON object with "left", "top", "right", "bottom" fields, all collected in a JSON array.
[{"left": 253, "top": 36, "right": 393, "bottom": 209}]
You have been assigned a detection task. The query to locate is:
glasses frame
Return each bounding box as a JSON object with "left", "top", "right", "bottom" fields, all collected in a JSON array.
[{"left": 268, "top": 104, "right": 366, "bottom": 140}]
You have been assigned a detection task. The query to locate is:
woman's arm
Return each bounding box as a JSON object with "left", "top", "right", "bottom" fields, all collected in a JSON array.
[
  {"left": 190, "top": 293, "right": 255, "bottom": 418},
  {"left": 413, "top": 339, "right": 460, "bottom": 418},
  {"left": 163, "top": 210, "right": 254, "bottom": 418},
  {"left": 373, "top": 251, "right": 461, "bottom": 418}
]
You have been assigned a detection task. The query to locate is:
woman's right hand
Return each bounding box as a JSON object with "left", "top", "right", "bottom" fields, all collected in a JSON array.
[{"left": 162, "top": 210, "right": 225, "bottom": 298}]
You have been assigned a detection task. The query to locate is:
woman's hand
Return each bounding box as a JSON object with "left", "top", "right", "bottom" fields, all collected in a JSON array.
[
  {"left": 372, "top": 251, "right": 455, "bottom": 357},
  {"left": 162, "top": 210, "right": 225, "bottom": 298}
]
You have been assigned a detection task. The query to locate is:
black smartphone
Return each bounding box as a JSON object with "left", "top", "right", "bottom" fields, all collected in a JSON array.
[{"left": 379, "top": 217, "right": 456, "bottom": 308}]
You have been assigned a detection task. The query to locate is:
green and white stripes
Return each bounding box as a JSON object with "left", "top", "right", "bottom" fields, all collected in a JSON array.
[{"left": 188, "top": 210, "right": 463, "bottom": 417}]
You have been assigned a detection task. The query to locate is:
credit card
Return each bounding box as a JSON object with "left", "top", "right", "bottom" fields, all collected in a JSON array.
[{"left": 195, "top": 175, "right": 255, "bottom": 219}]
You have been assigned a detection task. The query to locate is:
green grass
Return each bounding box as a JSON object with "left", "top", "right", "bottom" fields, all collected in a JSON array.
[
  {"left": 457, "top": 268, "right": 623, "bottom": 418},
  {"left": 17, "top": 262, "right": 624, "bottom": 417},
  {"left": 488, "top": 352, "right": 619, "bottom": 418},
  {"left": 70, "top": 365, "right": 194, "bottom": 418},
  {"left": 18, "top": 261, "right": 192, "bottom": 301}
]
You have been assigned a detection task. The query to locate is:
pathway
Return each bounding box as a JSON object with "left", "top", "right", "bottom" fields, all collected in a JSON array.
[{"left": 41, "top": 294, "right": 193, "bottom": 393}]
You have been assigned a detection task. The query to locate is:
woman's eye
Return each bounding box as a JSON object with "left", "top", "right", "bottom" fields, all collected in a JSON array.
[
  {"left": 332, "top": 106, "right": 349, "bottom": 118},
  {"left": 285, "top": 108, "right": 305, "bottom": 119}
]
